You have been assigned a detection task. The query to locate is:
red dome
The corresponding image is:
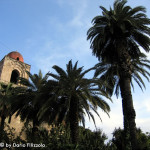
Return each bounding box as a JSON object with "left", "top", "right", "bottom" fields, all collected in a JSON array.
[{"left": 7, "top": 51, "right": 24, "bottom": 62}]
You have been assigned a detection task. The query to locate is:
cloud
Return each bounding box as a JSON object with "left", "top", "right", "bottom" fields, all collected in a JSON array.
[
  {"left": 84, "top": 96, "right": 150, "bottom": 140},
  {"left": 32, "top": 36, "right": 97, "bottom": 74},
  {"left": 144, "top": 100, "right": 150, "bottom": 112},
  {"left": 136, "top": 118, "right": 150, "bottom": 132},
  {"left": 56, "top": 0, "right": 89, "bottom": 28},
  {"left": 84, "top": 98, "right": 123, "bottom": 139},
  {"left": 29, "top": 38, "right": 71, "bottom": 73},
  {"left": 56, "top": 0, "right": 65, "bottom": 7},
  {"left": 68, "top": 0, "right": 88, "bottom": 27},
  {"left": 26, "top": 17, "right": 97, "bottom": 73},
  {"left": 35, "top": 53, "right": 71, "bottom": 74},
  {"left": 22, "top": 0, "right": 97, "bottom": 74}
]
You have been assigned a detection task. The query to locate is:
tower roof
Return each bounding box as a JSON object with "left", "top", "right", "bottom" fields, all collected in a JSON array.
[{"left": 7, "top": 51, "right": 24, "bottom": 62}]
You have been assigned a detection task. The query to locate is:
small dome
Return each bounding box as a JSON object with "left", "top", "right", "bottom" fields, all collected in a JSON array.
[{"left": 7, "top": 51, "right": 24, "bottom": 62}]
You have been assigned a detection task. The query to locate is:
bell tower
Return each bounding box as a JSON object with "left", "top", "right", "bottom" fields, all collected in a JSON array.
[
  {"left": 0, "top": 51, "right": 31, "bottom": 136},
  {"left": 0, "top": 51, "right": 31, "bottom": 85}
]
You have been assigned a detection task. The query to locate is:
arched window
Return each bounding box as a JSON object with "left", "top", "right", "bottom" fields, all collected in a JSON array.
[{"left": 10, "top": 70, "right": 20, "bottom": 84}]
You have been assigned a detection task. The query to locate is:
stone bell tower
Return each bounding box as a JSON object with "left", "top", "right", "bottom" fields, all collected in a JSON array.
[
  {"left": 0, "top": 51, "right": 31, "bottom": 85},
  {"left": 0, "top": 51, "right": 31, "bottom": 137}
]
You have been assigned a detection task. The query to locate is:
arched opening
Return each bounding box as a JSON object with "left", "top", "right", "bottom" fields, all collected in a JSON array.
[
  {"left": 10, "top": 70, "right": 20, "bottom": 84},
  {"left": 17, "top": 57, "right": 19, "bottom": 61}
]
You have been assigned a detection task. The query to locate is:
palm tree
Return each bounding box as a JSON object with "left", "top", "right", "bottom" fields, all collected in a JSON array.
[
  {"left": 0, "top": 83, "right": 14, "bottom": 130},
  {"left": 11, "top": 70, "right": 49, "bottom": 135},
  {"left": 87, "top": 0, "right": 150, "bottom": 149},
  {"left": 39, "top": 60, "right": 111, "bottom": 144},
  {"left": 94, "top": 53, "right": 150, "bottom": 149}
]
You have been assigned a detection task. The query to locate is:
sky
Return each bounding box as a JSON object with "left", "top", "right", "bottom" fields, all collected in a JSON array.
[{"left": 0, "top": 0, "right": 150, "bottom": 140}]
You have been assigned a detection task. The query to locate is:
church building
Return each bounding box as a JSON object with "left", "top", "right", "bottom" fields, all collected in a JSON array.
[
  {"left": 0, "top": 51, "right": 31, "bottom": 136},
  {"left": 0, "top": 51, "right": 30, "bottom": 85}
]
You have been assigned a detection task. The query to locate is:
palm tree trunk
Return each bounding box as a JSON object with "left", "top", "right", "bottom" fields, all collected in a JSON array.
[
  {"left": 120, "top": 77, "right": 137, "bottom": 150},
  {"left": 69, "top": 96, "right": 79, "bottom": 144},
  {"left": 118, "top": 41, "right": 137, "bottom": 150},
  {"left": 120, "top": 79, "right": 132, "bottom": 150},
  {"left": 122, "top": 96, "right": 131, "bottom": 150}
]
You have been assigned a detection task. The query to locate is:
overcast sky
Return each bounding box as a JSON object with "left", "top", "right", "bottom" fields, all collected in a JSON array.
[{"left": 0, "top": 0, "right": 150, "bottom": 140}]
